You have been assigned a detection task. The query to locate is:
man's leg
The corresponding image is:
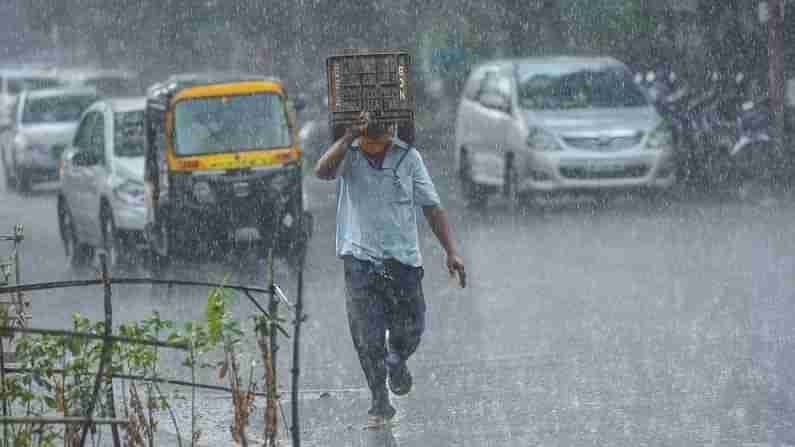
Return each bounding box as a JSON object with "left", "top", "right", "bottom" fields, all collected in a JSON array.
[
  {"left": 385, "top": 265, "right": 426, "bottom": 395},
  {"left": 344, "top": 259, "right": 394, "bottom": 418}
]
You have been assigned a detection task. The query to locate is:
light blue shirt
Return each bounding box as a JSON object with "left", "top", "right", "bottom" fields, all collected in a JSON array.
[{"left": 335, "top": 138, "right": 441, "bottom": 267}]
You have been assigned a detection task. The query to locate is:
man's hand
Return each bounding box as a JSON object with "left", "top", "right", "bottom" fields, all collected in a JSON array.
[
  {"left": 447, "top": 253, "right": 466, "bottom": 289},
  {"left": 314, "top": 124, "right": 359, "bottom": 180},
  {"left": 423, "top": 206, "right": 466, "bottom": 289}
]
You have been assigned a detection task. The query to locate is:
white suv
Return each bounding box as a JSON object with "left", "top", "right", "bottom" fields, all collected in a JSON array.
[
  {"left": 58, "top": 98, "right": 146, "bottom": 270},
  {"left": 2, "top": 87, "right": 98, "bottom": 191},
  {"left": 454, "top": 56, "right": 676, "bottom": 207}
]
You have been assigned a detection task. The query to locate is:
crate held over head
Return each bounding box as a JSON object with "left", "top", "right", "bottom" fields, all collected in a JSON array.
[{"left": 326, "top": 49, "right": 415, "bottom": 144}]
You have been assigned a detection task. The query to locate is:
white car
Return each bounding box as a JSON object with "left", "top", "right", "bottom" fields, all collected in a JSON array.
[
  {"left": 2, "top": 87, "right": 99, "bottom": 191},
  {"left": 454, "top": 56, "right": 676, "bottom": 207},
  {"left": 0, "top": 66, "right": 62, "bottom": 127},
  {"left": 58, "top": 97, "right": 146, "bottom": 269}
]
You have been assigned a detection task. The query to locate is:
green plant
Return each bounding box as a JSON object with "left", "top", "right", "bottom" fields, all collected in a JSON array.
[{"left": 1, "top": 282, "right": 285, "bottom": 447}]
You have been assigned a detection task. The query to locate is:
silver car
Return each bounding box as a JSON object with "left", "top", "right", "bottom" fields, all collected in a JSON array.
[
  {"left": 2, "top": 87, "right": 98, "bottom": 191},
  {"left": 58, "top": 98, "right": 146, "bottom": 269},
  {"left": 454, "top": 56, "right": 676, "bottom": 207}
]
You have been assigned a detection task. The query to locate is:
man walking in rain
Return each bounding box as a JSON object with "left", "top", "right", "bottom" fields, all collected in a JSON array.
[{"left": 314, "top": 112, "right": 466, "bottom": 426}]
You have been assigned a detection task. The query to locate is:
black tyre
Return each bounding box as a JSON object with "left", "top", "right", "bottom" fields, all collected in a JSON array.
[
  {"left": 504, "top": 154, "right": 535, "bottom": 212},
  {"left": 147, "top": 226, "right": 173, "bottom": 279},
  {"left": 58, "top": 199, "right": 93, "bottom": 269},
  {"left": 101, "top": 208, "right": 129, "bottom": 271},
  {"left": 731, "top": 143, "right": 775, "bottom": 201},
  {"left": 3, "top": 167, "right": 13, "bottom": 191},
  {"left": 459, "top": 149, "right": 488, "bottom": 209},
  {"left": 2, "top": 155, "right": 13, "bottom": 191},
  {"left": 14, "top": 166, "right": 31, "bottom": 193}
]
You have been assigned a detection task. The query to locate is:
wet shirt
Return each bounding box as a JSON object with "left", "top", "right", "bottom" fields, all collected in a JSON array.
[{"left": 335, "top": 138, "right": 441, "bottom": 267}]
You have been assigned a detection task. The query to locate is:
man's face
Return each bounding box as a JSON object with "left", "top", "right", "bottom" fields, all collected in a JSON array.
[
  {"left": 356, "top": 111, "right": 388, "bottom": 138},
  {"left": 362, "top": 120, "right": 388, "bottom": 139}
]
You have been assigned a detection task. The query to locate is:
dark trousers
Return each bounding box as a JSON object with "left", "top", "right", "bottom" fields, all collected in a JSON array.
[{"left": 343, "top": 256, "right": 426, "bottom": 396}]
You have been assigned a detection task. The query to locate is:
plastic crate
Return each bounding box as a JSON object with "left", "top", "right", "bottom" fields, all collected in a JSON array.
[{"left": 327, "top": 50, "right": 415, "bottom": 144}]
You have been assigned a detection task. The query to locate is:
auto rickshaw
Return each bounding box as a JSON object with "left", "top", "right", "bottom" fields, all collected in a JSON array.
[{"left": 143, "top": 73, "right": 312, "bottom": 273}]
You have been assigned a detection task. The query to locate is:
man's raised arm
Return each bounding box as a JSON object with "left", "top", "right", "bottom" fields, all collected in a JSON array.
[{"left": 314, "top": 129, "right": 354, "bottom": 180}]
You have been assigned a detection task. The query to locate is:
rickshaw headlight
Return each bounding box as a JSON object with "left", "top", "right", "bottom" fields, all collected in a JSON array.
[
  {"left": 270, "top": 173, "right": 290, "bottom": 192},
  {"left": 193, "top": 181, "right": 216, "bottom": 204},
  {"left": 282, "top": 213, "right": 294, "bottom": 229}
]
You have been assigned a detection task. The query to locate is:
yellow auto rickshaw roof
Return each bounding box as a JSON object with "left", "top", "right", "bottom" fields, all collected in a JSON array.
[{"left": 173, "top": 80, "right": 285, "bottom": 103}]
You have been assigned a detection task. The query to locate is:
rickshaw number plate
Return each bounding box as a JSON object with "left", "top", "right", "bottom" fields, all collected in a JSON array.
[{"left": 233, "top": 182, "right": 251, "bottom": 197}]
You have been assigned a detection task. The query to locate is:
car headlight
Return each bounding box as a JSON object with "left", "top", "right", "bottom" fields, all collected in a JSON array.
[
  {"left": 192, "top": 180, "right": 216, "bottom": 204},
  {"left": 526, "top": 128, "right": 562, "bottom": 152},
  {"left": 113, "top": 180, "right": 146, "bottom": 206},
  {"left": 646, "top": 125, "right": 673, "bottom": 151}
]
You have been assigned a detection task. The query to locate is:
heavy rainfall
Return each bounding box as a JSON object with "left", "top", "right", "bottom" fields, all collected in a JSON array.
[{"left": 0, "top": 0, "right": 795, "bottom": 446}]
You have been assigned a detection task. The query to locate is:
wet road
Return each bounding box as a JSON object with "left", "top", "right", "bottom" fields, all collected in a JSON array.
[{"left": 2, "top": 131, "right": 795, "bottom": 446}]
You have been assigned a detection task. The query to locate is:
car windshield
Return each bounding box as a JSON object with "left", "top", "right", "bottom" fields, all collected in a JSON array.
[
  {"left": 21, "top": 94, "right": 97, "bottom": 124},
  {"left": 7, "top": 77, "right": 61, "bottom": 95},
  {"left": 517, "top": 67, "right": 648, "bottom": 110},
  {"left": 84, "top": 77, "right": 140, "bottom": 96},
  {"left": 173, "top": 92, "right": 291, "bottom": 156},
  {"left": 114, "top": 110, "right": 145, "bottom": 157}
]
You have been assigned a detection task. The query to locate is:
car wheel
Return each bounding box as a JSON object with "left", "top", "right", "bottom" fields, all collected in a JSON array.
[
  {"left": 58, "top": 199, "right": 93, "bottom": 269},
  {"left": 3, "top": 161, "right": 13, "bottom": 191},
  {"left": 459, "top": 149, "right": 488, "bottom": 209},
  {"left": 730, "top": 144, "right": 774, "bottom": 202},
  {"left": 101, "top": 208, "right": 127, "bottom": 271},
  {"left": 148, "top": 244, "right": 174, "bottom": 299},
  {"left": 504, "top": 153, "right": 535, "bottom": 212},
  {"left": 147, "top": 223, "right": 173, "bottom": 279}
]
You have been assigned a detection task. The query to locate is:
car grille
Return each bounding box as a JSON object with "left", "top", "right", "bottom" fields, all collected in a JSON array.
[
  {"left": 559, "top": 165, "right": 649, "bottom": 180},
  {"left": 562, "top": 134, "right": 644, "bottom": 152}
]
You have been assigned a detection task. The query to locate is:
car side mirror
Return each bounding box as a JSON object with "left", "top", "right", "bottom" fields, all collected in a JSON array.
[
  {"left": 480, "top": 93, "right": 510, "bottom": 113},
  {"left": 73, "top": 150, "right": 102, "bottom": 167}
]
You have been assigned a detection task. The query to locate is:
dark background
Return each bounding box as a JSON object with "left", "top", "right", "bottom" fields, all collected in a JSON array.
[{"left": 2, "top": 0, "right": 793, "bottom": 95}]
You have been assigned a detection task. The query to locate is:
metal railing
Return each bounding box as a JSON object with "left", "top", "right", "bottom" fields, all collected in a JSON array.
[
  {"left": 0, "top": 225, "right": 27, "bottom": 446},
  {"left": 0, "top": 250, "right": 307, "bottom": 447}
]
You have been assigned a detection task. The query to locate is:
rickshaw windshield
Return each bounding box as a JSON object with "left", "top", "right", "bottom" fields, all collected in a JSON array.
[{"left": 173, "top": 92, "right": 291, "bottom": 156}]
